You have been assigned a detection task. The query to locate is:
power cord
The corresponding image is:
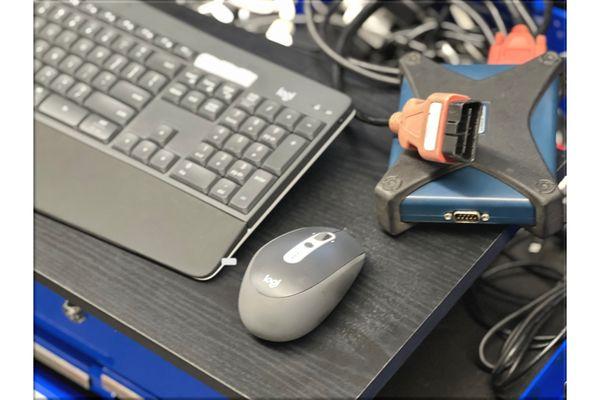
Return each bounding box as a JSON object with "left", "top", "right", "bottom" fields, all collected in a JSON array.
[{"left": 467, "top": 235, "right": 566, "bottom": 397}]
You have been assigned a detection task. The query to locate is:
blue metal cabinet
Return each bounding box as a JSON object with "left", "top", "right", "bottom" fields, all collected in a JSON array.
[{"left": 34, "top": 281, "right": 226, "bottom": 399}]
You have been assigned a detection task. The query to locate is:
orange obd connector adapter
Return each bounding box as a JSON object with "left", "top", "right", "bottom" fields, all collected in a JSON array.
[{"left": 388, "top": 93, "right": 484, "bottom": 164}]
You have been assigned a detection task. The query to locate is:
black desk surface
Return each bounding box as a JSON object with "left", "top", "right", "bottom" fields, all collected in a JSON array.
[{"left": 34, "top": 9, "right": 511, "bottom": 399}]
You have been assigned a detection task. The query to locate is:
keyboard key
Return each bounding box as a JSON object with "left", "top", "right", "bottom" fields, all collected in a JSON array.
[
  {"left": 79, "top": 114, "right": 119, "bottom": 143},
  {"left": 154, "top": 35, "right": 175, "bottom": 50},
  {"left": 255, "top": 100, "right": 282, "bottom": 122},
  {"left": 34, "top": 85, "right": 50, "bottom": 107},
  {"left": 105, "top": 54, "right": 128, "bottom": 73},
  {"left": 34, "top": 40, "right": 50, "bottom": 58},
  {"left": 149, "top": 149, "right": 178, "bottom": 173},
  {"left": 190, "top": 143, "right": 216, "bottom": 166},
  {"left": 258, "top": 125, "right": 288, "bottom": 148},
  {"left": 112, "top": 132, "right": 140, "bottom": 154},
  {"left": 171, "top": 160, "right": 217, "bottom": 194},
  {"left": 294, "top": 116, "right": 323, "bottom": 139},
  {"left": 39, "top": 94, "right": 88, "bottom": 127},
  {"left": 243, "top": 143, "right": 271, "bottom": 166},
  {"left": 79, "top": 19, "right": 102, "bottom": 38},
  {"left": 98, "top": 10, "right": 117, "bottom": 24},
  {"left": 74, "top": 62, "right": 99, "bottom": 83},
  {"left": 220, "top": 108, "right": 248, "bottom": 131},
  {"left": 35, "top": 65, "right": 59, "bottom": 86},
  {"left": 34, "top": 2, "right": 53, "bottom": 16},
  {"left": 85, "top": 92, "right": 136, "bottom": 125},
  {"left": 63, "top": 13, "right": 86, "bottom": 30},
  {"left": 223, "top": 134, "right": 251, "bottom": 157},
  {"left": 55, "top": 30, "right": 79, "bottom": 49},
  {"left": 239, "top": 116, "right": 267, "bottom": 140},
  {"left": 179, "top": 68, "right": 202, "bottom": 87},
  {"left": 196, "top": 75, "right": 221, "bottom": 95},
  {"left": 129, "top": 43, "right": 153, "bottom": 62},
  {"left": 207, "top": 151, "right": 235, "bottom": 175},
  {"left": 209, "top": 178, "right": 239, "bottom": 204},
  {"left": 173, "top": 44, "right": 195, "bottom": 60},
  {"left": 135, "top": 27, "right": 155, "bottom": 41},
  {"left": 79, "top": 3, "right": 99, "bottom": 16},
  {"left": 34, "top": 17, "right": 47, "bottom": 33},
  {"left": 35, "top": 59, "right": 42, "bottom": 73},
  {"left": 146, "top": 53, "right": 181, "bottom": 78},
  {"left": 39, "top": 23, "right": 62, "bottom": 41},
  {"left": 263, "top": 134, "right": 307, "bottom": 176},
  {"left": 138, "top": 70, "right": 167, "bottom": 94},
  {"left": 162, "top": 83, "right": 187, "bottom": 104},
  {"left": 109, "top": 81, "right": 151, "bottom": 110},
  {"left": 226, "top": 160, "right": 255, "bottom": 185},
  {"left": 214, "top": 82, "right": 242, "bottom": 104},
  {"left": 229, "top": 170, "right": 275, "bottom": 213},
  {"left": 180, "top": 90, "right": 206, "bottom": 112},
  {"left": 96, "top": 28, "right": 119, "bottom": 46},
  {"left": 237, "top": 92, "right": 263, "bottom": 114},
  {"left": 111, "top": 36, "right": 137, "bottom": 54},
  {"left": 149, "top": 124, "right": 176, "bottom": 146},
  {"left": 88, "top": 46, "right": 112, "bottom": 66},
  {"left": 120, "top": 62, "right": 146, "bottom": 82},
  {"left": 205, "top": 126, "right": 231, "bottom": 148},
  {"left": 116, "top": 18, "right": 136, "bottom": 33},
  {"left": 198, "top": 98, "right": 225, "bottom": 121},
  {"left": 92, "top": 71, "right": 117, "bottom": 92},
  {"left": 275, "top": 108, "right": 302, "bottom": 131},
  {"left": 71, "top": 37, "right": 95, "bottom": 57},
  {"left": 131, "top": 140, "right": 159, "bottom": 164},
  {"left": 67, "top": 82, "right": 92, "bottom": 103},
  {"left": 48, "top": 5, "right": 69, "bottom": 23},
  {"left": 59, "top": 54, "right": 83, "bottom": 74},
  {"left": 42, "top": 47, "right": 67, "bottom": 67},
  {"left": 49, "top": 74, "right": 75, "bottom": 94}
]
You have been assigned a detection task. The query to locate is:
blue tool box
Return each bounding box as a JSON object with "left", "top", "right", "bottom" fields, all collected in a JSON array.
[{"left": 34, "top": 281, "right": 226, "bottom": 399}]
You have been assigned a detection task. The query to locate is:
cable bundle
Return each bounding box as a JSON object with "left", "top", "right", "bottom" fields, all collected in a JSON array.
[
  {"left": 466, "top": 234, "right": 566, "bottom": 397},
  {"left": 303, "top": 0, "right": 554, "bottom": 125}
]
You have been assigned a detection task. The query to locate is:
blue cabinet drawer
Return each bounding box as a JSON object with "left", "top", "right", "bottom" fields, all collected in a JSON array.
[{"left": 34, "top": 281, "right": 226, "bottom": 399}]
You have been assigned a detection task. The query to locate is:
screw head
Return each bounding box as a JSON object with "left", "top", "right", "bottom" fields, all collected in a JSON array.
[
  {"left": 481, "top": 213, "right": 490, "bottom": 222},
  {"left": 541, "top": 52, "right": 559, "bottom": 65},
  {"left": 381, "top": 175, "right": 403, "bottom": 191},
  {"left": 443, "top": 212, "right": 453, "bottom": 221},
  {"left": 535, "top": 179, "right": 556, "bottom": 194}
]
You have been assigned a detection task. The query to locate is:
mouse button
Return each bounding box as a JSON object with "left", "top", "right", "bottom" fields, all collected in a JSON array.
[
  {"left": 313, "top": 232, "right": 334, "bottom": 241},
  {"left": 250, "top": 241, "right": 361, "bottom": 298}
]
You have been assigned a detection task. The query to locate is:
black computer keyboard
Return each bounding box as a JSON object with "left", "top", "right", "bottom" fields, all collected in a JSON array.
[{"left": 34, "top": 0, "right": 353, "bottom": 279}]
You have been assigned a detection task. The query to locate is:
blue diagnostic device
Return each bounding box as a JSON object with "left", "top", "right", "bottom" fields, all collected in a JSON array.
[{"left": 388, "top": 64, "right": 559, "bottom": 225}]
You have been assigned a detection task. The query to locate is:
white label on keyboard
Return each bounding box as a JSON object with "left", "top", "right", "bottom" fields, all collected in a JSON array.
[{"left": 194, "top": 53, "right": 258, "bottom": 87}]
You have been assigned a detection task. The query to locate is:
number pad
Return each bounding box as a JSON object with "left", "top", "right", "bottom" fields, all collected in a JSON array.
[
  {"left": 207, "top": 151, "right": 235, "bottom": 176},
  {"left": 205, "top": 126, "right": 232, "bottom": 148},
  {"left": 226, "top": 160, "right": 255, "bottom": 185},
  {"left": 220, "top": 108, "right": 248, "bottom": 131},
  {"left": 243, "top": 143, "right": 271, "bottom": 166},
  {"left": 239, "top": 116, "right": 267, "bottom": 140}
]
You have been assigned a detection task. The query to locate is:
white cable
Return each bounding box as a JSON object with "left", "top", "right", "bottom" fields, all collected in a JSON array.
[
  {"left": 303, "top": 0, "right": 401, "bottom": 85},
  {"left": 514, "top": 0, "right": 539, "bottom": 34},
  {"left": 449, "top": 0, "right": 495, "bottom": 45}
]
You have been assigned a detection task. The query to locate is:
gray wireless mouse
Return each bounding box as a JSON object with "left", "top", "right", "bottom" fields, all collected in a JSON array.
[{"left": 238, "top": 227, "right": 365, "bottom": 342}]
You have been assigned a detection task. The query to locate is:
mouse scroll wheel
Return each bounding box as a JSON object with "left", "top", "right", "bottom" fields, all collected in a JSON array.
[{"left": 313, "top": 233, "right": 333, "bottom": 241}]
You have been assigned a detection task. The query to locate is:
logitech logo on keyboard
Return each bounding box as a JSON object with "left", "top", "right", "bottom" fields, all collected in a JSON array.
[
  {"left": 263, "top": 274, "right": 282, "bottom": 289},
  {"left": 276, "top": 87, "right": 297, "bottom": 102}
]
